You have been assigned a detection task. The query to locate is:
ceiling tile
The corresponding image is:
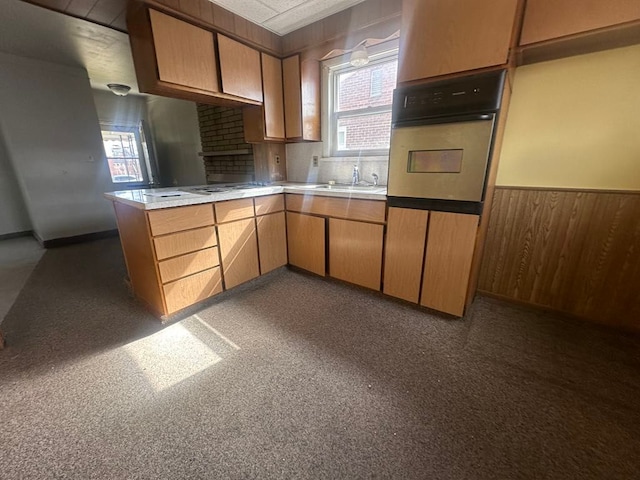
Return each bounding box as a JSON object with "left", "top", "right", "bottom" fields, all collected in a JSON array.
[
  {"left": 208, "top": 0, "right": 368, "bottom": 35},
  {"left": 207, "top": 0, "right": 278, "bottom": 24},
  {"left": 263, "top": 0, "right": 367, "bottom": 35}
]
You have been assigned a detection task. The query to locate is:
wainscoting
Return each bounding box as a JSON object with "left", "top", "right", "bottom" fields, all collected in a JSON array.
[{"left": 478, "top": 187, "right": 640, "bottom": 330}]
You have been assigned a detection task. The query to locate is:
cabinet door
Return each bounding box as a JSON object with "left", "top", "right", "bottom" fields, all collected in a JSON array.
[
  {"left": 217, "top": 34, "right": 263, "bottom": 102},
  {"left": 243, "top": 53, "right": 285, "bottom": 142},
  {"left": 262, "top": 53, "right": 285, "bottom": 139},
  {"left": 149, "top": 9, "right": 219, "bottom": 92},
  {"left": 421, "top": 212, "right": 478, "bottom": 316},
  {"left": 217, "top": 218, "right": 260, "bottom": 289},
  {"left": 383, "top": 208, "right": 429, "bottom": 303},
  {"left": 257, "top": 212, "right": 287, "bottom": 275},
  {"left": 329, "top": 218, "right": 383, "bottom": 291},
  {"left": 520, "top": 0, "right": 640, "bottom": 45},
  {"left": 283, "top": 55, "right": 302, "bottom": 138},
  {"left": 397, "top": 0, "right": 519, "bottom": 82},
  {"left": 286, "top": 212, "right": 325, "bottom": 276},
  {"left": 283, "top": 55, "right": 320, "bottom": 141}
]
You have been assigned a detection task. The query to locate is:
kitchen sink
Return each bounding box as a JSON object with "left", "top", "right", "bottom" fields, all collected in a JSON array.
[{"left": 316, "top": 184, "right": 377, "bottom": 190}]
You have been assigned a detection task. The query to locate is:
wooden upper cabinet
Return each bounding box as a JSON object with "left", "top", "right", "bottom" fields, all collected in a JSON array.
[
  {"left": 520, "top": 0, "right": 640, "bottom": 45},
  {"left": 217, "top": 34, "right": 263, "bottom": 103},
  {"left": 283, "top": 55, "right": 302, "bottom": 138},
  {"left": 243, "top": 53, "right": 285, "bottom": 142},
  {"left": 397, "top": 0, "right": 520, "bottom": 82},
  {"left": 283, "top": 55, "right": 320, "bottom": 141},
  {"left": 128, "top": 6, "right": 261, "bottom": 106},
  {"left": 262, "top": 53, "right": 285, "bottom": 139},
  {"left": 149, "top": 9, "right": 219, "bottom": 92}
]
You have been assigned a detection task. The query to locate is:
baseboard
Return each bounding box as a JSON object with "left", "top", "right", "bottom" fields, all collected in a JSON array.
[
  {"left": 40, "top": 229, "right": 119, "bottom": 248},
  {"left": 0, "top": 230, "right": 33, "bottom": 241}
]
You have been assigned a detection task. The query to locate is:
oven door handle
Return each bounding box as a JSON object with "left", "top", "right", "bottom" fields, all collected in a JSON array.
[{"left": 392, "top": 113, "right": 494, "bottom": 129}]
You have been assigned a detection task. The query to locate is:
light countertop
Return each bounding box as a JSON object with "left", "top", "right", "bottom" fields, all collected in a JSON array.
[{"left": 104, "top": 182, "right": 387, "bottom": 210}]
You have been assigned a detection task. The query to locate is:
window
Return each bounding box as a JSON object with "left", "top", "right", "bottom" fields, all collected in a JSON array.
[
  {"left": 101, "top": 124, "right": 153, "bottom": 185},
  {"left": 324, "top": 45, "right": 398, "bottom": 157}
]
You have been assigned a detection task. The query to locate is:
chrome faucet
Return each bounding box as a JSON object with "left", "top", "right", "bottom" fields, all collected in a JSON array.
[
  {"left": 371, "top": 173, "right": 379, "bottom": 187},
  {"left": 352, "top": 164, "right": 360, "bottom": 185}
]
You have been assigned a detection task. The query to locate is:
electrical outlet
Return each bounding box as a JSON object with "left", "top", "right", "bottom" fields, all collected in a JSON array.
[
  {"left": 312, "top": 155, "right": 319, "bottom": 167},
  {"left": 274, "top": 154, "right": 281, "bottom": 165}
]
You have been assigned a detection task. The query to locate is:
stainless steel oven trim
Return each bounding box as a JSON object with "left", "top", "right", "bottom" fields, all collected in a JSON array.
[{"left": 387, "top": 116, "right": 496, "bottom": 203}]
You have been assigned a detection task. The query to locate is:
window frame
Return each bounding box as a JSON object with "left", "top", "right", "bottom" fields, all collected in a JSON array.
[
  {"left": 322, "top": 41, "right": 399, "bottom": 158},
  {"left": 100, "top": 123, "right": 154, "bottom": 188}
]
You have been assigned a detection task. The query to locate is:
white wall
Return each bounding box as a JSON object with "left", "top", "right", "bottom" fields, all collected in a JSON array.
[
  {"left": 0, "top": 129, "right": 31, "bottom": 236},
  {"left": 0, "top": 52, "right": 116, "bottom": 242},
  {"left": 146, "top": 96, "right": 205, "bottom": 186},
  {"left": 286, "top": 142, "right": 389, "bottom": 185}
]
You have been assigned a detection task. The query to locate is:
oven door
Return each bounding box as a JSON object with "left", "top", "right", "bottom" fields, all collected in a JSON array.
[{"left": 387, "top": 116, "right": 495, "bottom": 203}]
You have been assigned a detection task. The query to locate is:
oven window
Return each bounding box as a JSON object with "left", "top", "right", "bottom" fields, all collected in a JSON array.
[{"left": 407, "top": 150, "right": 463, "bottom": 173}]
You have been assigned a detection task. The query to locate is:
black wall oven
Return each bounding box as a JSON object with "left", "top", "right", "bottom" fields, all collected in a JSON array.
[{"left": 387, "top": 70, "right": 506, "bottom": 215}]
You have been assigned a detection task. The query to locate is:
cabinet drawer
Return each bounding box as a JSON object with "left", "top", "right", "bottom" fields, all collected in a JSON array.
[
  {"left": 163, "top": 267, "right": 223, "bottom": 314},
  {"left": 153, "top": 226, "right": 217, "bottom": 261},
  {"left": 158, "top": 246, "right": 220, "bottom": 284},
  {"left": 254, "top": 194, "right": 284, "bottom": 216},
  {"left": 215, "top": 198, "right": 255, "bottom": 223},
  {"left": 147, "top": 204, "right": 214, "bottom": 236},
  {"left": 285, "top": 194, "right": 386, "bottom": 223}
]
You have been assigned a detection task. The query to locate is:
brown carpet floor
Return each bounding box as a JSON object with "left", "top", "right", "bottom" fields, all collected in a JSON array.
[{"left": 1, "top": 237, "right": 639, "bottom": 479}]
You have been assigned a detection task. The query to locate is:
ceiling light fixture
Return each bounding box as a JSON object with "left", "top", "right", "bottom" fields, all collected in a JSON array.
[
  {"left": 349, "top": 44, "right": 369, "bottom": 67},
  {"left": 107, "top": 83, "right": 131, "bottom": 96}
]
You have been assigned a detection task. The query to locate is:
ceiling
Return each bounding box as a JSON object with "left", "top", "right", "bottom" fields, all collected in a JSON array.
[
  {"left": 0, "top": 0, "right": 369, "bottom": 96},
  {"left": 208, "top": 0, "right": 367, "bottom": 35},
  {"left": 0, "top": 0, "right": 139, "bottom": 93}
]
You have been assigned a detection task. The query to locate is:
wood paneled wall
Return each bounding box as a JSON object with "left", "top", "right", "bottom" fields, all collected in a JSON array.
[{"left": 479, "top": 187, "right": 640, "bottom": 330}]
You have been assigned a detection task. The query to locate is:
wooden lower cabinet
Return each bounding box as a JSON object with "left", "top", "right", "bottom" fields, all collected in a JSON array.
[
  {"left": 329, "top": 218, "right": 384, "bottom": 290},
  {"left": 114, "top": 195, "right": 287, "bottom": 318},
  {"left": 113, "top": 201, "right": 222, "bottom": 317},
  {"left": 421, "top": 212, "right": 479, "bottom": 316},
  {"left": 256, "top": 212, "right": 287, "bottom": 274},
  {"left": 217, "top": 218, "right": 260, "bottom": 289},
  {"left": 383, "top": 208, "right": 429, "bottom": 303},
  {"left": 382, "top": 207, "right": 479, "bottom": 317},
  {"left": 114, "top": 194, "right": 480, "bottom": 319},
  {"left": 286, "top": 211, "right": 325, "bottom": 276}
]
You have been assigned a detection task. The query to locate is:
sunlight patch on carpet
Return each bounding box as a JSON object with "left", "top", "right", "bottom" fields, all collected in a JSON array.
[{"left": 123, "top": 322, "right": 221, "bottom": 392}]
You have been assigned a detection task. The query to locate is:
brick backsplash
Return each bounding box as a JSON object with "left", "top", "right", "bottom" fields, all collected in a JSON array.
[{"left": 197, "top": 104, "right": 254, "bottom": 181}]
